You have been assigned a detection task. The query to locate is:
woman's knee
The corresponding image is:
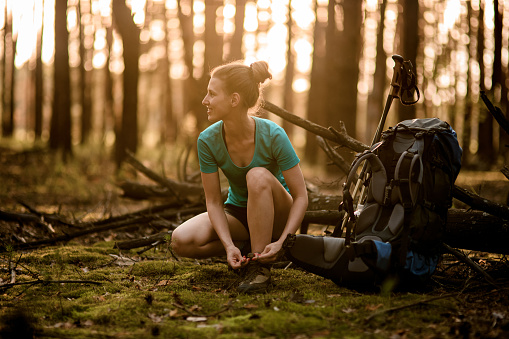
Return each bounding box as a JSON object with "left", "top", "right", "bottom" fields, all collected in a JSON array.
[
  {"left": 246, "top": 167, "right": 273, "bottom": 193},
  {"left": 170, "top": 227, "right": 187, "bottom": 256}
]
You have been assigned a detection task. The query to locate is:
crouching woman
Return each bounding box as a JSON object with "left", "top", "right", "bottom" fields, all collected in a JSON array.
[{"left": 171, "top": 60, "right": 308, "bottom": 293}]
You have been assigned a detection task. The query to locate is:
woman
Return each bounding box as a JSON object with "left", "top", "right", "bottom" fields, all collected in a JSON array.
[{"left": 171, "top": 60, "right": 308, "bottom": 293}]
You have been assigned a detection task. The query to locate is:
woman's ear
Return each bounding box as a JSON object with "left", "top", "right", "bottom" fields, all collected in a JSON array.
[{"left": 231, "top": 93, "right": 240, "bottom": 107}]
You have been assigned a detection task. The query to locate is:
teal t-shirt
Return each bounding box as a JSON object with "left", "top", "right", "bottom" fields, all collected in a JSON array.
[{"left": 197, "top": 117, "right": 300, "bottom": 207}]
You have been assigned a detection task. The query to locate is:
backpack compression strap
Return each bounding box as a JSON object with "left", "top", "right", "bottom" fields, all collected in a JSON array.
[
  {"left": 393, "top": 136, "right": 424, "bottom": 208},
  {"left": 342, "top": 150, "right": 388, "bottom": 244},
  {"left": 392, "top": 136, "right": 425, "bottom": 265}
]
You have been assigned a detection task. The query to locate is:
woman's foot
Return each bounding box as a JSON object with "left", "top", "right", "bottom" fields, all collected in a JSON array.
[{"left": 236, "top": 261, "right": 271, "bottom": 293}]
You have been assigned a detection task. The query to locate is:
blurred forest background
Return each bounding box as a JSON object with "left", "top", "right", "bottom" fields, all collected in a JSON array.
[{"left": 0, "top": 0, "right": 508, "bottom": 172}]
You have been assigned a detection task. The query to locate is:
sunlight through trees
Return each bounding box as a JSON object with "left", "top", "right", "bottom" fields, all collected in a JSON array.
[{"left": 0, "top": 0, "right": 507, "bottom": 169}]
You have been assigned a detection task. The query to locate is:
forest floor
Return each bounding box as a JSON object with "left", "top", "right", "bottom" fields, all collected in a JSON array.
[{"left": 0, "top": 143, "right": 509, "bottom": 338}]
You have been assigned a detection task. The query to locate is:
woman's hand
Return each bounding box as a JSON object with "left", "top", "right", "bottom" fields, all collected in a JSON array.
[
  {"left": 226, "top": 245, "right": 245, "bottom": 269},
  {"left": 257, "top": 241, "right": 283, "bottom": 263}
]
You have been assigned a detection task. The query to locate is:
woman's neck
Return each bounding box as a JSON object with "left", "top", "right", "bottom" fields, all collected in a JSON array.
[{"left": 223, "top": 112, "right": 255, "bottom": 141}]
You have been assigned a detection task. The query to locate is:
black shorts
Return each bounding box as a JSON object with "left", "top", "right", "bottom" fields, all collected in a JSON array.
[{"left": 224, "top": 203, "right": 249, "bottom": 231}]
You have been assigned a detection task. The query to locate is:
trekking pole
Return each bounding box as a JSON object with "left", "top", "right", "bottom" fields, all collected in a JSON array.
[{"left": 339, "top": 55, "right": 405, "bottom": 241}]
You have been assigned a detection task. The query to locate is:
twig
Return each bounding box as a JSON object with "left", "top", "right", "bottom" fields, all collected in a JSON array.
[
  {"left": 137, "top": 240, "right": 162, "bottom": 255},
  {"left": 365, "top": 293, "right": 458, "bottom": 322},
  {"left": 171, "top": 300, "right": 234, "bottom": 318},
  {"left": 316, "top": 136, "right": 351, "bottom": 175},
  {"left": 0, "top": 279, "right": 102, "bottom": 290},
  {"left": 442, "top": 243, "right": 496, "bottom": 285}
]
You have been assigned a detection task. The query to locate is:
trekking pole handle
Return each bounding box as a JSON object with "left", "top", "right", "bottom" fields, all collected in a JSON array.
[{"left": 389, "top": 54, "right": 404, "bottom": 98}]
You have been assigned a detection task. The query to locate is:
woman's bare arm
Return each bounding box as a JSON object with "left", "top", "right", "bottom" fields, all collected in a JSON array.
[{"left": 201, "top": 171, "right": 244, "bottom": 268}]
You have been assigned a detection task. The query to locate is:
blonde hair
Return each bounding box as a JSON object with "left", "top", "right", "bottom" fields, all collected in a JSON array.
[{"left": 210, "top": 60, "right": 272, "bottom": 109}]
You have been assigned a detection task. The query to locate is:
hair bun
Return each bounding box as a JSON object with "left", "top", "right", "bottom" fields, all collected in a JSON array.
[{"left": 250, "top": 61, "right": 272, "bottom": 84}]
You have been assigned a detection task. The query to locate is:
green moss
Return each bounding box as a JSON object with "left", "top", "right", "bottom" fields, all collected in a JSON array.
[{"left": 0, "top": 245, "right": 459, "bottom": 338}]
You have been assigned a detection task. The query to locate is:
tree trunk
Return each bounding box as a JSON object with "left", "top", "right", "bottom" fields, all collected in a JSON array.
[
  {"left": 477, "top": 2, "right": 494, "bottom": 169},
  {"left": 50, "top": 0, "right": 73, "bottom": 160},
  {"left": 79, "top": 0, "right": 93, "bottom": 144},
  {"left": 229, "top": 0, "right": 246, "bottom": 61},
  {"left": 282, "top": 0, "right": 294, "bottom": 135},
  {"left": 397, "top": 0, "right": 419, "bottom": 121},
  {"left": 492, "top": 0, "right": 508, "bottom": 159},
  {"left": 34, "top": 7, "right": 44, "bottom": 140},
  {"left": 112, "top": 0, "right": 141, "bottom": 165},
  {"left": 2, "top": 7, "right": 14, "bottom": 137},
  {"left": 178, "top": 0, "right": 196, "bottom": 117},
  {"left": 305, "top": 1, "right": 328, "bottom": 164},
  {"left": 366, "top": 0, "right": 387, "bottom": 143},
  {"left": 162, "top": 3, "right": 176, "bottom": 143},
  {"left": 104, "top": 24, "right": 114, "bottom": 143},
  {"left": 197, "top": 0, "right": 223, "bottom": 130},
  {"left": 331, "top": 0, "right": 362, "bottom": 140}
]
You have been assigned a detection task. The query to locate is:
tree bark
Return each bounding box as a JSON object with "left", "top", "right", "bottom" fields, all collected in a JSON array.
[
  {"left": 79, "top": 0, "right": 93, "bottom": 144},
  {"left": 331, "top": 0, "right": 362, "bottom": 140},
  {"left": 229, "top": 0, "right": 246, "bottom": 61},
  {"left": 112, "top": 0, "right": 141, "bottom": 165},
  {"left": 2, "top": 6, "right": 14, "bottom": 137},
  {"left": 305, "top": 1, "right": 328, "bottom": 164},
  {"left": 282, "top": 0, "right": 295, "bottom": 135},
  {"left": 398, "top": 0, "right": 419, "bottom": 121},
  {"left": 261, "top": 101, "right": 368, "bottom": 152},
  {"left": 50, "top": 0, "right": 73, "bottom": 160},
  {"left": 366, "top": 0, "right": 387, "bottom": 143},
  {"left": 477, "top": 2, "right": 495, "bottom": 169},
  {"left": 34, "top": 3, "right": 44, "bottom": 140}
]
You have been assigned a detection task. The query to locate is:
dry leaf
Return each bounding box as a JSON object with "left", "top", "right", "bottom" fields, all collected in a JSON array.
[
  {"left": 244, "top": 303, "right": 258, "bottom": 309},
  {"left": 148, "top": 313, "right": 163, "bottom": 323},
  {"left": 189, "top": 304, "right": 202, "bottom": 312},
  {"left": 365, "top": 304, "right": 383, "bottom": 311}
]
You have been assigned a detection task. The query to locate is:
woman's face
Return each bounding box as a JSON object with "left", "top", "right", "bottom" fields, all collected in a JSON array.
[{"left": 202, "top": 77, "right": 232, "bottom": 123}]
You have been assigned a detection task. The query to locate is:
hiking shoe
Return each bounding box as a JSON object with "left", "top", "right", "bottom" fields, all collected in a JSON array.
[{"left": 236, "top": 261, "right": 271, "bottom": 294}]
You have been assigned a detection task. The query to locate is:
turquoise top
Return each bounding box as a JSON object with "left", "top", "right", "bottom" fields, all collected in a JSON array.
[{"left": 197, "top": 117, "right": 300, "bottom": 207}]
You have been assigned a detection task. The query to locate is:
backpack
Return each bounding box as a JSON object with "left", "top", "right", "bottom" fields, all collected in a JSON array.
[{"left": 284, "top": 118, "right": 462, "bottom": 288}]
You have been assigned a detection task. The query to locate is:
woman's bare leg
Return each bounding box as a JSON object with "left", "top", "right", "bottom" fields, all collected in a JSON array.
[
  {"left": 171, "top": 212, "right": 249, "bottom": 258},
  {"left": 245, "top": 167, "right": 293, "bottom": 253}
]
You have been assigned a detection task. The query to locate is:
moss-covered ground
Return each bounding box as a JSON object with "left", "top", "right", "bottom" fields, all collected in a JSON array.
[
  {"left": 1, "top": 242, "right": 481, "bottom": 339},
  {"left": 0, "top": 143, "right": 508, "bottom": 338}
]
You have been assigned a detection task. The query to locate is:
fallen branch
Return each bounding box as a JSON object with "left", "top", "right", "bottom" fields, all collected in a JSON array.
[
  {"left": 501, "top": 166, "right": 509, "bottom": 181},
  {"left": 316, "top": 136, "right": 351, "bottom": 175},
  {"left": 442, "top": 243, "right": 496, "bottom": 285},
  {"left": 365, "top": 293, "right": 458, "bottom": 322},
  {"left": 0, "top": 279, "right": 102, "bottom": 291},
  {"left": 452, "top": 185, "right": 509, "bottom": 221},
  {"left": 480, "top": 91, "right": 509, "bottom": 136},
  {"left": 299, "top": 208, "right": 509, "bottom": 254},
  {"left": 261, "top": 101, "right": 368, "bottom": 152},
  {"left": 118, "top": 181, "right": 183, "bottom": 201},
  {"left": 2, "top": 205, "right": 206, "bottom": 252},
  {"left": 115, "top": 230, "right": 175, "bottom": 250},
  {"left": 124, "top": 150, "right": 204, "bottom": 202}
]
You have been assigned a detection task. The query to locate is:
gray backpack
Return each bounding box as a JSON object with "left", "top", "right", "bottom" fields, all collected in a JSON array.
[{"left": 284, "top": 118, "right": 462, "bottom": 287}]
